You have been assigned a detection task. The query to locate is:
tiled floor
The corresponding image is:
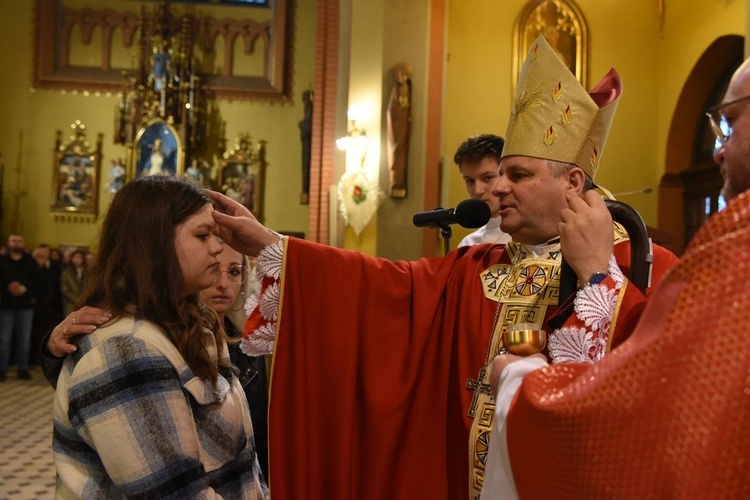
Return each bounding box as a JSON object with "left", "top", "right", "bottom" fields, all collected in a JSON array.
[{"left": 0, "top": 367, "right": 56, "bottom": 499}]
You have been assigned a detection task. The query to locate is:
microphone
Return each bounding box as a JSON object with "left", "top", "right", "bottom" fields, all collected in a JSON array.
[{"left": 413, "top": 199, "right": 491, "bottom": 229}]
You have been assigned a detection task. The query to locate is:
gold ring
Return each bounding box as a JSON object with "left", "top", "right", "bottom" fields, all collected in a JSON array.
[
  {"left": 72, "top": 317, "right": 78, "bottom": 325},
  {"left": 62, "top": 328, "right": 69, "bottom": 340}
]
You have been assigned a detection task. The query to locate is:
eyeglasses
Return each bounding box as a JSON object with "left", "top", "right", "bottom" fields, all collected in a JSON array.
[
  {"left": 213, "top": 264, "right": 248, "bottom": 284},
  {"left": 706, "top": 95, "right": 750, "bottom": 146}
]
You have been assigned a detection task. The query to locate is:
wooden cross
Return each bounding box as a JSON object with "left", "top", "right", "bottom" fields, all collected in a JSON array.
[{"left": 466, "top": 365, "right": 492, "bottom": 418}]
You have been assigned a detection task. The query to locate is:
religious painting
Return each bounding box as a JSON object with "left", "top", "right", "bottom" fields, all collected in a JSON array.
[
  {"left": 512, "top": 0, "right": 588, "bottom": 96},
  {"left": 219, "top": 134, "right": 268, "bottom": 222},
  {"left": 50, "top": 121, "right": 102, "bottom": 221},
  {"left": 131, "top": 119, "right": 183, "bottom": 179}
]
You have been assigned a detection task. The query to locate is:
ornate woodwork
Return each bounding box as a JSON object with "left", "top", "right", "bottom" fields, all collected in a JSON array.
[{"left": 34, "top": 0, "right": 292, "bottom": 101}]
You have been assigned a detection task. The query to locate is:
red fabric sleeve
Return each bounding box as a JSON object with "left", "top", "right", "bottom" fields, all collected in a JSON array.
[
  {"left": 608, "top": 243, "right": 679, "bottom": 348},
  {"left": 266, "top": 238, "right": 504, "bottom": 500},
  {"left": 507, "top": 197, "right": 750, "bottom": 498}
]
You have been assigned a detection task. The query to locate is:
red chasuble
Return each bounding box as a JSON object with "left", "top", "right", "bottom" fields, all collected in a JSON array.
[
  {"left": 260, "top": 236, "right": 676, "bottom": 499},
  {"left": 507, "top": 193, "right": 750, "bottom": 498}
]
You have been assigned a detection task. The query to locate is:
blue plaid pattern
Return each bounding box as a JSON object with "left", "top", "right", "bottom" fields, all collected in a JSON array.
[{"left": 53, "top": 317, "right": 268, "bottom": 499}]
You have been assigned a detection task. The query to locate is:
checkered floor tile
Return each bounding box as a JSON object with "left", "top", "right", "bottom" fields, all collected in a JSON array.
[{"left": 0, "top": 367, "right": 56, "bottom": 499}]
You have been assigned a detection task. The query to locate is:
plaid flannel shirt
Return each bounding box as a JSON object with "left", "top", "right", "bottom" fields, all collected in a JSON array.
[{"left": 53, "top": 316, "right": 268, "bottom": 499}]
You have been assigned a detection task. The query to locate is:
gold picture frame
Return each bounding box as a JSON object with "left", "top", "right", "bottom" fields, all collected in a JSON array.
[
  {"left": 50, "top": 121, "right": 102, "bottom": 222},
  {"left": 218, "top": 134, "right": 268, "bottom": 222},
  {"left": 512, "top": 0, "right": 588, "bottom": 96},
  {"left": 129, "top": 119, "right": 184, "bottom": 180}
]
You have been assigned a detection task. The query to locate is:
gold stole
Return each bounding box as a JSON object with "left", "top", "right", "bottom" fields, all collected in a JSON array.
[
  {"left": 467, "top": 240, "right": 562, "bottom": 499},
  {"left": 467, "top": 226, "right": 629, "bottom": 498}
]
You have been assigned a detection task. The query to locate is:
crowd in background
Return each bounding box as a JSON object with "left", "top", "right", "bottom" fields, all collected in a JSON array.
[{"left": 0, "top": 235, "right": 93, "bottom": 381}]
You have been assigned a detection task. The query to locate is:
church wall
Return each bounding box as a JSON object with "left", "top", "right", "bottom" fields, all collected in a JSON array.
[
  {"left": 5, "top": 0, "right": 743, "bottom": 254},
  {"left": 340, "top": 0, "right": 385, "bottom": 257},
  {"left": 375, "top": 0, "right": 432, "bottom": 261},
  {"left": 0, "top": 0, "right": 316, "bottom": 249},
  {"left": 335, "top": 0, "right": 434, "bottom": 260},
  {"left": 656, "top": 0, "right": 744, "bottom": 180},
  {"left": 444, "top": 0, "right": 744, "bottom": 241}
]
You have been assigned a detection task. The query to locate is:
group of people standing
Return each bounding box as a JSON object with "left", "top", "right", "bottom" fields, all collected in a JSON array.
[
  {"left": 0, "top": 238, "right": 90, "bottom": 381},
  {"left": 36, "top": 32, "right": 750, "bottom": 499}
]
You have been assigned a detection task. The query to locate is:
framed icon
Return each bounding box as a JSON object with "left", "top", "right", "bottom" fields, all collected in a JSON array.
[
  {"left": 512, "top": 0, "right": 588, "bottom": 96},
  {"left": 219, "top": 134, "right": 268, "bottom": 222},
  {"left": 131, "top": 119, "right": 183, "bottom": 179},
  {"left": 50, "top": 121, "right": 102, "bottom": 221}
]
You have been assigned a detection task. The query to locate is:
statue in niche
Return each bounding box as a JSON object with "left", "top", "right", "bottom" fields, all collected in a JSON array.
[
  {"left": 150, "top": 43, "right": 171, "bottom": 93},
  {"left": 298, "top": 89, "right": 313, "bottom": 204},
  {"left": 387, "top": 62, "right": 412, "bottom": 198},
  {"left": 146, "top": 138, "right": 165, "bottom": 176}
]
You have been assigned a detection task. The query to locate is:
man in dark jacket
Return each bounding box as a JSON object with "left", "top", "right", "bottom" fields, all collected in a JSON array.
[{"left": 0, "top": 234, "right": 39, "bottom": 381}]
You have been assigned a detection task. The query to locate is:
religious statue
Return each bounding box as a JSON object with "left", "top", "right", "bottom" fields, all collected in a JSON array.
[
  {"left": 150, "top": 44, "right": 171, "bottom": 93},
  {"left": 146, "top": 138, "right": 165, "bottom": 176},
  {"left": 298, "top": 89, "right": 313, "bottom": 204},
  {"left": 386, "top": 62, "right": 412, "bottom": 198}
]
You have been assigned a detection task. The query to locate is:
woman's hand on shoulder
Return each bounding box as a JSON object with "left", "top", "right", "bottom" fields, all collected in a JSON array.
[{"left": 48, "top": 306, "right": 112, "bottom": 357}]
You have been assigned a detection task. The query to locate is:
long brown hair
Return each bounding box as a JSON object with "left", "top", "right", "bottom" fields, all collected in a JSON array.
[{"left": 77, "top": 175, "right": 228, "bottom": 384}]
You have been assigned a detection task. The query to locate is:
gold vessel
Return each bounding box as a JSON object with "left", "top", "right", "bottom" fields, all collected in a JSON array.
[{"left": 503, "top": 323, "right": 547, "bottom": 356}]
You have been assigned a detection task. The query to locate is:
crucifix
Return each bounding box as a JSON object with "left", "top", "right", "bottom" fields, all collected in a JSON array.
[{"left": 466, "top": 364, "right": 492, "bottom": 418}]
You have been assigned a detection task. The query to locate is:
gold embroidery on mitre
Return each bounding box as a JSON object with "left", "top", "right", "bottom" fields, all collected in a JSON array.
[
  {"left": 501, "top": 34, "right": 623, "bottom": 182},
  {"left": 544, "top": 125, "right": 556, "bottom": 145},
  {"left": 552, "top": 81, "right": 563, "bottom": 101},
  {"left": 590, "top": 146, "right": 599, "bottom": 170},
  {"left": 508, "top": 77, "right": 544, "bottom": 143},
  {"left": 561, "top": 105, "right": 573, "bottom": 125}
]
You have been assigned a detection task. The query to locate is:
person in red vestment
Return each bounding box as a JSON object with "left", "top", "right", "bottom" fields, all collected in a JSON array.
[
  {"left": 484, "top": 52, "right": 750, "bottom": 500},
  {"left": 209, "top": 34, "right": 678, "bottom": 500}
]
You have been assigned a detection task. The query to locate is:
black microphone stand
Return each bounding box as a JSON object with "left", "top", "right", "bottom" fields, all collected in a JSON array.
[{"left": 438, "top": 223, "right": 452, "bottom": 255}]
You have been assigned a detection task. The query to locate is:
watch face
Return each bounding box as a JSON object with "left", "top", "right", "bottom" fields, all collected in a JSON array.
[{"left": 589, "top": 272, "right": 608, "bottom": 286}]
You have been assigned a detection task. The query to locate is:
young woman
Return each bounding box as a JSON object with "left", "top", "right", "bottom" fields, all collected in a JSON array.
[
  {"left": 52, "top": 175, "right": 267, "bottom": 498},
  {"left": 199, "top": 245, "right": 269, "bottom": 480}
]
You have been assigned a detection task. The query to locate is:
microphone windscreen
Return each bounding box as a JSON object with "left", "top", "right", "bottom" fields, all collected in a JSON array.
[{"left": 455, "top": 199, "right": 491, "bottom": 228}]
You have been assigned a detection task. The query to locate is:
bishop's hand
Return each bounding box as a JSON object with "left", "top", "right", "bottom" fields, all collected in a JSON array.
[
  {"left": 208, "top": 190, "right": 281, "bottom": 257},
  {"left": 558, "top": 190, "right": 613, "bottom": 284}
]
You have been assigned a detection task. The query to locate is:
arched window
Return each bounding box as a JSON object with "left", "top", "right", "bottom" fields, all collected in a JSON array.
[
  {"left": 681, "top": 53, "right": 742, "bottom": 245},
  {"left": 659, "top": 35, "right": 744, "bottom": 254}
]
